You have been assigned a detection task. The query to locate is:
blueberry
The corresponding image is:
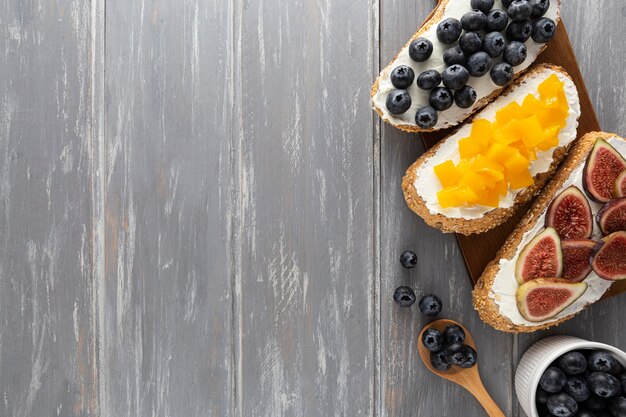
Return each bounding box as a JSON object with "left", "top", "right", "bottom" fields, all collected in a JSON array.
[
  {"left": 486, "top": 9, "right": 509, "bottom": 31},
  {"left": 399, "top": 250, "right": 418, "bottom": 268},
  {"left": 470, "top": 0, "right": 494, "bottom": 13},
  {"left": 507, "top": 20, "right": 533, "bottom": 42},
  {"left": 454, "top": 86, "right": 477, "bottom": 109},
  {"left": 409, "top": 37, "right": 433, "bottom": 62},
  {"left": 508, "top": 0, "right": 532, "bottom": 21},
  {"left": 576, "top": 411, "right": 597, "bottom": 417},
  {"left": 530, "top": 0, "right": 550, "bottom": 18},
  {"left": 386, "top": 89, "right": 412, "bottom": 115},
  {"left": 467, "top": 51, "right": 493, "bottom": 77},
  {"left": 461, "top": 10, "right": 487, "bottom": 31},
  {"left": 443, "top": 324, "right": 465, "bottom": 344},
  {"left": 490, "top": 62, "right": 514, "bottom": 86},
  {"left": 547, "top": 393, "right": 578, "bottom": 417},
  {"left": 459, "top": 32, "right": 483, "bottom": 55},
  {"left": 536, "top": 404, "right": 551, "bottom": 417},
  {"left": 565, "top": 376, "right": 591, "bottom": 402},
  {"left": 442, "top": 65, "right": 469, "bottom": 90},
  {"left": 588, "top": 352, "right": 623, "bottom": 375},
  {"left": 532, "top": 17, "right": 556, "bottom": 43},
  {"left": 436, "top": 18, "right": 462, "bottom": 44},
  {"left": 444, "top": 342, "right": 468, "bottom": 366},
  {"left": 430, "top": 349, "right": 451, "bottom": 372},
  {"left": 393, "top": 286, "right": 416, "bottom": 307},
  {"left": 482, "top": 31, "right": 507, "bottom": 58},
  {"left": 428, "top": 87, "right": 453, "bottom": 111},
  {"left": 418, "top": 294, "right": 443, "bottom": 316},
  {"left": 458, "top": 345, "right": 478, "bottom": 369},
  {"left": 537, "top": 386, "right": 550, "bottom": 404},
  {"left": 502, "top": 0, "right": 514, "bottom": 7},
  {"left": 443, "top": 45, "right": 466, "bottom": 67},
  {"left": 583, "top": 395, "right": 608, "bottom": 412},
  {"left": 558, "top": 351, "right": 588, "bottom": 376},
  {"left": 422, "top": 328, "right": 445, "bottom": 352},
  {"left": 503, "top": 41, "right": 527, "bottom": 66},
  {"left": 587, "top": 372, "right": 622, "bottom": 399},
  {"left": 416, "top": 70, "right": 442, "bottom": 90},
  {"left": 541, "top": 367, "right": 568, "bottom": 393},
  {"left": 620, "top": 374, "right": 626, "bottom": 393},
  {"left": 610, "top": 397, "right": 626, "bottom": 417},
  {"left": 390, "top": 65, "right": 415, "bottom": 89},
  {"left": 415, "top": 107, "right": 439, "bottom": 129}
]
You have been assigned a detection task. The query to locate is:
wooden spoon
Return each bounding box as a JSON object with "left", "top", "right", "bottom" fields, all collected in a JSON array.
[{"left": 418, "top": 319, "right": 506, "bottom": 417}]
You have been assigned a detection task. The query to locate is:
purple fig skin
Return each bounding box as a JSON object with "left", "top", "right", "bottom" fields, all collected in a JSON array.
[
  {"left": 583, "top": 138, "right": 626, "bottom": 203},
  {"left": 562, "top": 239, "right": 596, "bottom": 282},
  {"left": 545, "top": 186, "right": 593, "bottom": 239},
  {"left": 590, "top": 231, "right": 626, "bottom": 280},
  {"left": 596, "top": 197, "right": 626, "bottom": 236}
]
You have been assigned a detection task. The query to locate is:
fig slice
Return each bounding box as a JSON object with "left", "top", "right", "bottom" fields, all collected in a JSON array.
[
  {"left": 583, "top": 138, "right": 626, "bottom": 202},
  {"left": 591, "top": 231, "right": 626, "bottom": 280},
  {"left": 515, "top": 227, "right": 563, "bottom": 284},
  {"left": 545, "top": 186, "right": 593, "bottom": 239},
  {"left": 561, "top": 239, "right": 596, "bottom": 282},
  {"left": 516, "top": 278, "right": 587, "bottom": 322},
  {"left": 614, "top": 171, "right": 626, "bottom": 198},
  {"left": 597, "top": 197, "right": 626, "bottom": 235}
]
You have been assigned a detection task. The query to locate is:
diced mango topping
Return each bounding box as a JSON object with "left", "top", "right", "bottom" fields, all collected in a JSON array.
[{"left": 434, "top": 74, "right": 569, "bottom": 209}]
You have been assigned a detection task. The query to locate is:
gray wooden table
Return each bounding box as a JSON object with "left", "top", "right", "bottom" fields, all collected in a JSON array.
[{"left": 1, "top": 0, "right": 625, "bottom": 416}]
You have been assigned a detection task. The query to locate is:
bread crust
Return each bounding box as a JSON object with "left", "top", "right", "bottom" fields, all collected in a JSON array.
[
  {"left": 402, "top": 64, "right": 577, "bottom": 235},
  {"left": 472, "top": 132, "right": 624, "bottom": 333},
  {"left": 371, "top": 0, "right": 562, "bottom": 133}
]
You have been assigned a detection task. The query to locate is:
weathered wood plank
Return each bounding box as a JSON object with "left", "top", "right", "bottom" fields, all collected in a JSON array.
[
  {"left": 0, "top": 1, "right": 99, "bottom": 416},
  {"left": 101, "top": 1, "right": 235, "bottom": 415}
]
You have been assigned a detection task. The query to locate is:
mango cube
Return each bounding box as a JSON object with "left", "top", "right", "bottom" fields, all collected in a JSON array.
[
  {"left": 434, "top": 160, "right": 461, "bottom": 188},
  {"left": 469, "top": 119, "right": 492, "bottom": 147},
  {"left": 509, "top": 169, "right": 534, "bottom": 189},
  {"left": 458, "top": 136, "right": 484, "bottom": 159},
  {"left": 516, "top": 116, "right": 544, "bottom": 148},
  {"left": 504, "top": 152, "right": 529, "bottom": 174},
  {"left": 496, "top": 102, "right": 523, "bottom": 125}
]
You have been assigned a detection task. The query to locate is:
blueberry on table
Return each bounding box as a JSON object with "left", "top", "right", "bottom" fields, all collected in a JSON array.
[
  {"left": 459, "top": 32, "right": 483, "bottom": 55},
  {"left": 558, "top": 351, "right": 588, "bottom": 376},
  {"left": 409, "top": 37, "right": 433, "bottom": 62},
  {"left": 386, "top": 89, "right": 412, "bottom": 115},
  {"left": 422, "top": 328, "right": 445, "bottom": 352},
  {"left": 482, "top": 31, "right": 507, "bottom": 58},
  {"left": 415, "top": 107, "right": 438, "bottom": 129},
  {"left": 443, "top": 324, "right": 465, "bottom": 344},
  {"left": 587, "top": 372, "right": 622, "bottom": 399},
  {"left": 467, "top": 51, "right": 493, "bottom": 77},
  {"left": 486, "top": 9, "right": 509, "bottom": 32},
  {"left": 620, "top": 374, "right": 626, "bottom": 393},
  {"left": 442, "top": 65, "right": 469, "bottom": 90},
  {"left": 490, "top": 62, "right": 514, "bottom": 86},
  {"left": 530, "top": 0, "right": 550, "bottom": 18},
  {"left": 454, "top": 86, "right": 477, "bottom": 109},
  {"left": 540, "top": 366, "right": 568, "bottom": 393},
  {"left": 470, "top": 0, "right": 494, "bottom": 13},
  {"left": 443, "top": 45, "right": 466, "bottom": 66},
  {"left": 503, "top": 41, "right": 527, "bottom": 66},
  {"left": 565, "top": 376, "right": 591, "bottom": 402},
  {"left": 532, "top": 17, "right": 556, "bottom": 43},
  {"left": 436, "top": 18, "right": 462, "bottom": 44},
  {"left": 536, "top": 386, "right": 550, "bottom": 404},
  {"left": 610, "top": 397, "right": 626, "bottom": 417},
  {"left": 507, "top": 20, "right": 533, "bottom": 42},
  {"left": 390, "top": 65, "right": 415, "bottom": 89},
  {"left": 393, "top": 286, "right": 416, "bottom": 307},
  {"left": 399, "top": 250, "right": 418, "bottom": 268},
  {"left": 416, "top": 70, "right": 442, "bottom": 90},
  {"left": 444, "top": 342, "right": 468, "bottom": 366},
  {"left": 428, "top": 87, "right": 453, "bottom": 111},
  {"left": 418, "top": 294, "right": 443, "bottom": 317},
  {"left": 461, "top": 10, "right": 487, "bottom": 32},
  {"left": 588, "top": 351, "right": 623, "bottom": 375},
  {"left": 507, "top": 0, "right": 532, "bottom": 21},
  {"left": 458, "top": 345, "right": 478, "bottom": 368},
  {"left": 430, "top": 349, "right": 451, "bottom": 372},
  {"left": 547, "top": 392, "right": 578, "bottom": 417}
]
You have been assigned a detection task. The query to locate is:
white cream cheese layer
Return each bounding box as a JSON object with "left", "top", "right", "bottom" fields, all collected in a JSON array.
[
  {"left": 412, "top": 69, "right": 580, "bottom": 220},
  {"left": 490, "top": 137, "right": 626, "bottom": 327},
  {"left": 372, "top": 0, "right": 560, "bottom": 130}
]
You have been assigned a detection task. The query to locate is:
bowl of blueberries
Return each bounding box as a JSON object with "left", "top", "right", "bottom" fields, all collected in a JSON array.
[{"left": 515, "top": 336, "right": 626, "bottom": 417}]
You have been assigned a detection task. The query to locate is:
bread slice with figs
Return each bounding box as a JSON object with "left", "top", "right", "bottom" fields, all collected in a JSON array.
[
  {"left": 473, "top": 132, "right": 626, "bottom": 333},
  {"left": 371, "top": 0, "right": 561, "bottom": 132},
  {"left": 402, "top": 64, "right": 580, "bottom": 235}
]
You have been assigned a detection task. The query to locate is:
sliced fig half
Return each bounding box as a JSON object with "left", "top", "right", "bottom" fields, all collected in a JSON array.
[
  {"left": 591, "top": 231, "right": 626, "bottom": 280},
  {"left": 583, "top": 138, "right": 626, "bottom": 202},
  {"left": 615, "top": 171, "right": 626, "bottom": 198},
  {"left": 516, "top": 278, "right": 587, "bottom": 322},
  {"left": 561, "top": 239, "right": 596, "bottom": 282},
  {"left": 515, "top": 227, "right": 563, "bottom": 284},
  {"left": 597, "top": 197, "right": 626, "bottom": 235},
  {"left": 545, "top": 186, "right": 593, "bottom": 239}
]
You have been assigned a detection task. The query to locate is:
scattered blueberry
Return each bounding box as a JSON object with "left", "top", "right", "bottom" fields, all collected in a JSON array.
[
  {"left": 386, "top": 89, "right": 412, "bottom": 114},
  {"left": 390, "top": 66, "right": 415, "bottom": 89},
  {"left": 583, "top": 395, "right": 608, "bottom": 412},
  {"left": 610, "top": 397, "right": 626, "bottom": 417},
  {"left": 503, "top": 41, "right": 527, "bottom": 66},
  {"left": 532, "top": 17, "right": 556, "bottom": 43},
  {"left": 588, "top": 352, "right": 623, "bottom": 375},
  {"left": 575, "top": 410, "right": 597, "bottom": 417},
  {"left": 428, "top": 87, "right": 453, "bottom": 111},
  {"left": 422, "top": 328, "right": 445, "bottom": 352},
  {"left": 418, "top": 294, "right": 443, "bottom": 316},
  {"left": 486, "top": 9, "right": 509, "bottom": 32},
  {"left": 417, "top": 70, "right": 442, "bottom": 90},
  {"left": 444, "top": 342, "right": 468, "bottom": 366},
  {"left": 409, "top": 37, "right": 433, "bottom": 62},
  {"left": 565, "top": 376, "right": 592, "bottom": 403},
  {"left": 443, "top": 324, "right": 465, "bottom": 344},
  {"left": 458, "top": 345, "right": 478, "bottom": 369},
  {"left": 415, "top": 107, "right": 439, "bottom": 129},
  {"left": 459, "top": 32, "right": 483, "bottom": 55},
  {"left": 430, "top": 349, "right": 451, "bottom": 372},
  {"left": 530, "top": 0, "right": 550, "bottom": 18},
  {"left": 443, "top": 45, "right": 467, "bottom": 66},
  {"left": 482, "top": 31, "right": 507, "bottom": 58},
  {"left": 541, "top": 367, "right": 568, "bottom": 393},
  {"left": 547, "top": 393, "right": 579, "bottom": 417},
  {"left": 399, "top": 250, "right": 418, "bottom": 268},
  {"left": 442, "top": 65, "right": 469, "bottom": 90},
  {"left": 437, "top": 18, "right": 462, "bottom": 44},
  {"left": 620, "top": 374, "right": 626, "bottom": 394},
  {"left": 470, "top": 0, "right": 494, "bottom": 13},
  {"left": 537, "top": 387, "right": 550, "bottom": 404},
  {"left": 393, "top": 286, "right": 416, "bottom": 307},
  {"left": 587, "top": 372, "right": 622, "bottom": 399},
  {"left": 490, "top": 62, "right": 514, "bottom": 86},
  {"left": 507, "top": 0, "right": 532, "bottom": 21},
  {"left": 507, "top": 20, "right": 533, "bottom": 42},
  {"left": 467, "top": 51, "right": 493, "bottom": 77},
  {"left": 454, "top": 86, "right": 477, "bottom": 109},
  {"left": 558, "top": 351, "right": 588, "bottom": 376},
  {"left": 461, "top": 10, "right": 487, "bottom": 31}
]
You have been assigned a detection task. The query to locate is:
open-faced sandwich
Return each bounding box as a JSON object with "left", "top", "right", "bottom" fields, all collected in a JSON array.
[
  {"left": 402, "top": 64, "right": 580, "bottom": 235},
  {"left": 371, "top": 0, "right": 561, "bottom": 132},
  {"left": 473, "top": 132, "right": 626, "bottom": 333}
]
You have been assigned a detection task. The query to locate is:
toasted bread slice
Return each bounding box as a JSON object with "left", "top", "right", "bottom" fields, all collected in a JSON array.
[
  {"left": 402, "top": 64, "right": 580, "bottom": 235},
  {"left": 371, "top": 0, "right": 561, "bottom": 132},
  {"left": 473, "top": 132, "right": 626, "bottom": 333}
]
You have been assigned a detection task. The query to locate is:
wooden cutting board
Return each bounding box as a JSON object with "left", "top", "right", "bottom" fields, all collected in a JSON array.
[{"left": 420, "top": 23, "right": 626, "bottom": 299}]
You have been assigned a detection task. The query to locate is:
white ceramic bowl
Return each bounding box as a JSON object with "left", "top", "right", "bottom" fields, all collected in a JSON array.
[{"left": 515, "top": 335, "right": 626, "bottom": 417}]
